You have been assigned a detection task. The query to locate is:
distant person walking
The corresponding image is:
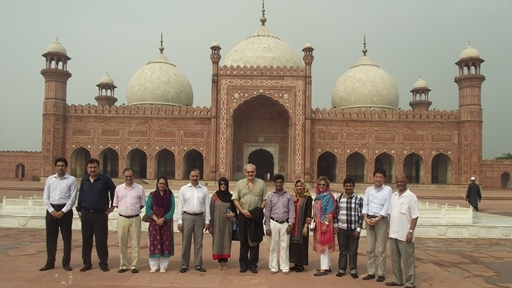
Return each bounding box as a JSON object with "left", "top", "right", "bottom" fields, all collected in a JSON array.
[
  {"left": 466, "top": 177, "right": 482, "bottom": 211},
  {"left": 40, "top": 157, "right": 77, "bottom": 272}
]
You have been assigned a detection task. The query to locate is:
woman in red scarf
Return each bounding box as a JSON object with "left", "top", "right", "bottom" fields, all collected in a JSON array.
[{"left": 312, "top": 176, "right": 336, "bottom": 276}]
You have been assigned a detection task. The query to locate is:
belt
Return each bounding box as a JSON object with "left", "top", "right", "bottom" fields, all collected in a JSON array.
[
  {"left": 119, "top": 214, "right": 139, "bottom": 219},
  {"left": 51, "top": 203, "right": 66, "bottom": 209},
  {"left": 184, "top": 211, "right": 203, "bottom": 216},
  {"left": 271, "top": 217, "right": 288, "bottom": 224},
  {"left": 83, "top": 209, "right": 106, "bottom": 213},
  {"left": 368, "top": 215, "right": 379, "bottom": 219}
]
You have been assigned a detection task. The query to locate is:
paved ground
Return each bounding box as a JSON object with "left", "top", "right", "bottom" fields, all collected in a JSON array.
[{"left": 1, "top": 180, "right": 512, "bottom": 287}]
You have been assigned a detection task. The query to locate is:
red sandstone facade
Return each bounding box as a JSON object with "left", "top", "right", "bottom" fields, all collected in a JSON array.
[{"left": 0, "top": 41, "right": 511, "bottom": 188}]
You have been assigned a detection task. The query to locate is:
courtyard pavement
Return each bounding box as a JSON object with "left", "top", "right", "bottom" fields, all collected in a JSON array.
[{"left": 1, "top": 180, "right": 511, "bottom": 287}]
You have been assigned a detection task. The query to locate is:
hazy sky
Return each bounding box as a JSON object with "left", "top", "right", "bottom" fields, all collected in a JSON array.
[{"left": 1, "top": 0, "right": 510, "bottom": 159}]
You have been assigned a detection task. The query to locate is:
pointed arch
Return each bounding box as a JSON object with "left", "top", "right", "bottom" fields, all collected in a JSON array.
[
  {"left": 346, "top": 152, "right": 366, "bottom": 183},
  {"left": 317, "top": 151, "right": 337, "bottom": 182},
  {"left": 501, "top": 172, "right": 510, "bottom": 188},
  {"left": 99, "top": 147, "right": 119, "bottom": 178},
  {"left": 15, "top": 163, "right": 25, "bottom": 178},
  {"left": 248, "top": 148, "right": 275, "bottom": 181},
  {"left": 375, "top": 152, "right": 395, "bottom": 183},
  {"left": 403, "top": 152, "right": 423, "bottom": 184},
  {"left": 71, "top": 147, "right": 91, "bottom": 177},
  {"left": 127, "top": 148, "right": 147, "bottom": 178},
  {"left": 155, "top": 149, "right": 176, "bottom": 179},
  {"left": 184, "top": 149, "right": 204, "bottom": 180},
  {"left": 431, "top": 153, "right": 451, "bottom": 184}
]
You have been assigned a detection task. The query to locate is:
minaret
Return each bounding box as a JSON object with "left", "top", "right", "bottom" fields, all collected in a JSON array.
[
  {"left": 302, "top": 41, "right": 314, "bottom": 181},
  {"left": 454, "top": 43, "right": 485, "bottom": 182},
  {"left": 40, "top": 40, "right": 72, "bottom": 177},
  {"left": 409, "top": 76, "right": 432, "bottom": 110},
  {"left": 95, "top": 73, "right": 118, "bottom": 106}
]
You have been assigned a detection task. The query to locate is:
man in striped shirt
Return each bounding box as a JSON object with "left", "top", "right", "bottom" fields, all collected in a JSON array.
[{"left": 334, "top": 177, "right": 363, "bottom": 278}]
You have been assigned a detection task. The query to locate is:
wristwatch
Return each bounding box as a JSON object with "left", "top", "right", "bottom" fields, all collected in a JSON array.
[{"left": 408, "top": 229, "right": 414, "bottom": 233}]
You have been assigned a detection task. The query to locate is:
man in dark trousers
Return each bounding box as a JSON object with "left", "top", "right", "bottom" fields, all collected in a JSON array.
[
  {"left": 40, "top": 158, "right": 77, "bottom": 272},
  {"left": 466, "top": 177, "right": 482, "bottom": 211},
  {"left": 76, "top": 158, "right": 116, "bottom": 272}
]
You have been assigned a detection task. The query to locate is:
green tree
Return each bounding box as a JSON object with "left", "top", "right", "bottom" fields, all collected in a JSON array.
[{"left": 495, "top": 153, "right": 512, "bottom": 160}]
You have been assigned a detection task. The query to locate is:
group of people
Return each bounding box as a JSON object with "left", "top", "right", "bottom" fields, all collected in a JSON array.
[{"left": 40, "top": 158, "right": 421, "bottom": 287}]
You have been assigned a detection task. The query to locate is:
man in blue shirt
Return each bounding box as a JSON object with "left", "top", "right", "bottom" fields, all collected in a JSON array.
[{"left": 76, "top": 158, "right": 116, "bottom": 272}]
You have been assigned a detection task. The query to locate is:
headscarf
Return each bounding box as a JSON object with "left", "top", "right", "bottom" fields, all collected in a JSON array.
[
  {"left": 291, "top": 179, "right": 311, "bottom": 198},
  {"left": 215, "top": 177, "right": 232, "bottom": 203}
]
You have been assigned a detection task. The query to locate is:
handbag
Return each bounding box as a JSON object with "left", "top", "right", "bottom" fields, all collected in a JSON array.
[
  {"left": 232, "top": 219, "right": 240, "bottom": 241},
  {"left": 141, "top": 213, "right": 150, "bottom": 223}
]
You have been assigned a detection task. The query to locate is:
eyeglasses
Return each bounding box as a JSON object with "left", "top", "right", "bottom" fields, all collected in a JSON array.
[
  {"left": 246, "top": 171, "right": 255, "bottom": 174},
  {"left": 318, "top": 183, "right": 327, "bottom": 187}
]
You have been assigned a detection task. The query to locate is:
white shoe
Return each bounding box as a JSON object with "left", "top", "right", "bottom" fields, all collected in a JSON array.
[
  {"left": 160, "top": 268, "right": 166, "bottom": 273},
  {"left": 150, "top": 268, "right": 158, "bottom": 273}
]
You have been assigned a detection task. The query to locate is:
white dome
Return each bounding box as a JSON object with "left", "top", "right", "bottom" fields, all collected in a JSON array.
[
  {"left": 332, "top": 55, "right": 399, "bottom": 110},
  {"left": 413, "top": 77, "right": 428, "bottom": 89},
  {"left": 46, "top": 40, "right": 67, "bottom": 54},
  {"left": 126, "top": 52, "right": 193, "bottom": 106},
  {"left": 459, "top": 44, "right": 480, "bottom": 60},
  {"left": 223, "top": 25, "right": 303, "bottom": 67},
  {"left": 99, "top": 73, "right": 114, "bottom": 85}
]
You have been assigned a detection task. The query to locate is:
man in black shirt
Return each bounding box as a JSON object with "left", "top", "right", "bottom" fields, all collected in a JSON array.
[{"left": 76, "top": 158, "right": 116, "bottom": 272}]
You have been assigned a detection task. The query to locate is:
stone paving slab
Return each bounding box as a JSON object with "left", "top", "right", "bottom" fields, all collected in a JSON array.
[{"left": 1, "top": 229, "right": 512, "bottom": 287}]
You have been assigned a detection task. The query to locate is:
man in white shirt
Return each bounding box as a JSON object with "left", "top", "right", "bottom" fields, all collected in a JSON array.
[
  {"left": 40, "top": 158, "right": 78, "bottom": 272},
  {"left": 177, "top": 168, "right": 210, "bottom": 273},
  {"left": 113, "top": 168, "right": 146, "bottom": 273},
  {"left": 386, "top": 173, "right": 419, "bottom": 288},
  {"left": 362, "top": 168, "right": 392, "bottom": 282}
]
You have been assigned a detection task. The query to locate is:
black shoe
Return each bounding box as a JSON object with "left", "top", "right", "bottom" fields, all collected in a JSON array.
[
  {"left": 239, "top": 267, "right": 247, "bottom": 273},
  {"left": 336, "top": 271, "right": 345, "bottom": 277},
  {"left": 249, "top": 267, "right": 258, "bottom": 273},
  {"left": 179, "top": 267, "right": 188, "bottom": 273},
  {"left": 79, "top": 265, "right": 92, "bottom": 272},
  {"left": 385, "top": 282, "right": 404, "bottom": 286},
  {"left": 118, "top": 268, "right": 128, "bottom": 273},
  {"left": 290, "top": 266, "right": 298, "bottom": 271},
  {"left": 131, "top": 268, "right": 139, "bottom": 273},
  {"left": 296, "top": 266, "right": 305, "bottom": 272},
  {"left": 351, "top": 273, "right": 359, "bottom": 279},
  {"left": 195, "top": 266, "right": 207, "bottom": 272},
  {"left": 100, "top": 266, "right": 110, "bottom": 272},
  {"left": 316, "top": 268, "right": 332, "bottom": 273},
  {"left": 63, "top": 266, "right": 73, "bottom": 271},
  {"left": 314, "top": 271, "right": 328, "bottom": 276},
  {"left": 362, "top": 274, "right": 376, "bottom": 280},
  {"left": 39, "top": 265, "right": 54, "bottom": 271},
  {"left": 377, "top": 276, "right": 386, "bottom": 282}
]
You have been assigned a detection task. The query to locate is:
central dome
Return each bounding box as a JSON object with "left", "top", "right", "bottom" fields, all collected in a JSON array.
[
  {"left": 332, "top": 45, "right": 399, "bottom": 110},
  {"left": 126, "top": 43, "right": 193, "bottom": 106},
  {"left": 222, "top": 16, "right": 303, "bottom": 67}
]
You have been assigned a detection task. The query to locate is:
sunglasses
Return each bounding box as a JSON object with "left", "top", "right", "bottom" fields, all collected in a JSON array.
[
  {"left": 318, "top": 183, "right": 327, "bottom": 187},
  {"left": 220, "top": 183, "right": 227, "bottom": 186}
]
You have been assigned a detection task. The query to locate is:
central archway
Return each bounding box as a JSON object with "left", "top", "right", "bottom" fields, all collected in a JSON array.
[
  {"left": 232, "top": 94, "right": 290, "bottom": 180},
  {"left": 248, "top": 149, "right": 274, "bottom": 181}
]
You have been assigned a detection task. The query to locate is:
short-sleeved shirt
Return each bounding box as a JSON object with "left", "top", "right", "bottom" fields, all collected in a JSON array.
[
  {"left": 388, "top": 189, "right": 420, "bottom": 242},
  {"left": 232, "top": 177, "right": 267, "bottom": 211}
]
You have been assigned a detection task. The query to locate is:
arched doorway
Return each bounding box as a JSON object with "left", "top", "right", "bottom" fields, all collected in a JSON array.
[
  {"left": 71, "top": 147, "right": 91, "bottom": 177},
  {"left": 501, "top": 172, "right": 510, "bottom": 188},
  {"left": 184, "top": 149, "right": 204, "bottom": 179},
  {"left": 248, "top": 148, "right": 274, "bottom": 181},
  {"left": 156, "top": 149, "right": 176, "bottom": 179},
  {"left": 431, "top": 153, "right": 451, "bottom": 184},
  {"left": 375, "top": 152, "right": 395, "bottom": 183},
  {"left": 15, "top": 163, "right": 25, "bottom": 178},
  {"left": 99, "top": 148, "right": 119, "bottom": 178},
  {"left": 317, "top": 151, "right": 337, "bottom": 182},
  {"left": 127, "top": 148, "right": 147, "bottom": 178},
  {"left": 232, "top": 94, "right": 289, "bottom": 180},
  {"left": 403, "top": 153, "right": 423, "bottom": 183},
  {"left": 346, "top": 152, "right": 366, "bottom": 183}
]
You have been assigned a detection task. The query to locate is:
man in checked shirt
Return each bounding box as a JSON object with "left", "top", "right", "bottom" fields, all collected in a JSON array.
[{"left": 334, "top": 177, "right": 363, "bottom": 278}]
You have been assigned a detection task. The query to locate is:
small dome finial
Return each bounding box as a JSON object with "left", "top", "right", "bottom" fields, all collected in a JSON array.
[
  {"left": 362, "top": 34, "right": 368, "bottom": 56},
  {"left": 260, "top": 0, "right": 267, "bottom": 26},
  {"left": 159, "top": 32, "right": 165, "bottom": 54}
]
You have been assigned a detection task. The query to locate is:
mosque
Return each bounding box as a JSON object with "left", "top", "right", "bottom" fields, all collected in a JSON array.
[{"left": 0, "top": 8, "right": 510, "bottom": 188}]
